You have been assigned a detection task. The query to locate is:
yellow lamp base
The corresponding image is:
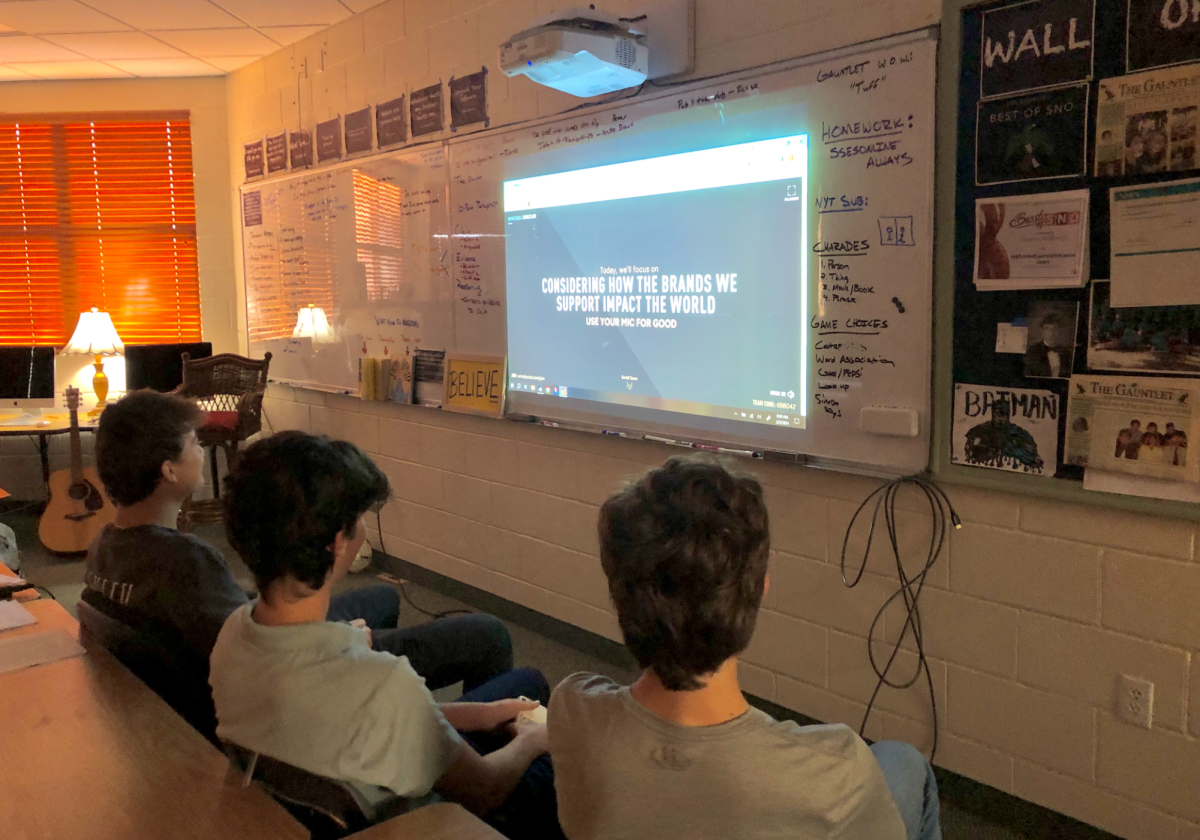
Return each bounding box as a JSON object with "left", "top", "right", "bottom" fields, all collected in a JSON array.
[{"left": 88, "top": 355, "right": 109, "bottom": 420}]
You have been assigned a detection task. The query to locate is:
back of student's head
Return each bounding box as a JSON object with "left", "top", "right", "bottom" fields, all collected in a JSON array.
[
  {"left": 598, "top": 455, "right": 770, "bottom": 691},
  {"left": 224, "top": 431, "right": 390, "bottom": 594},
  {"left": 96, "top": 389, "right": 203, "bottom": 506}
]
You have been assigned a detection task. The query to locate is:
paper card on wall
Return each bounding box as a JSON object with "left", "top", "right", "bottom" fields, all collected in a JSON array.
[
  {"left": 345, "top": 107, "right": 373, "bottom": 155},
  {"left": 1126, "top": 0, "right": 1200, "bottom": 72},
  {"left": 952, "top": 384, "right": 1059, "bottom": 475},
  {"left": 976, "top": 84, "right": 1088, "bottom": 184},
  {"left": 1094, "top": 65, "right": 1200, "bottom": 176},
  {"left": 410, "top": 83, "right": 444, "bottom": 137},
  {"left": 996, "top": 322, "right": 1029, "bottom": 352},
  {"left": 1109, "top": 177, "right": 1200, "bottom": 306},
  {"left": 289, "top": 129, "right": 313, "bottom": 169},
  {"left": 265, "top": 133, "right": 287, "bottom": 173},
  {"left": 450, "top": 69, "right": 488, "bottom": 130},
  {"left": 244, "top": 140, "right": 264, "bottom": 180},
  {"left": 1066, "top": 374, "right": 1199, "bottom": 481},
  {"left": 242, "top": 191, "right": 262, "bottom": 227},
  {"left": 1088, "top": 280, "right": 1200, "bottom": 373},
  {"left": 376, "top": 96, "right": 407, "bottom": 147},
  {"left": 316, "top": 117, "right": 342, "bottom": 163},
  {"left": 979, "top": 0, "right": 1095, "bottom": 99},
  {"left": 443, "top": 353, "right": 506, "bottom": 417},
  {"left": 974, "top": 189, "right": 1089, "bottom": 289}
]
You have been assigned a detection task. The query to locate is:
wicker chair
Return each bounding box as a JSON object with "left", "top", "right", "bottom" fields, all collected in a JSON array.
[{"left": 173, "top": 352, "right": 272, "bottom": 529}]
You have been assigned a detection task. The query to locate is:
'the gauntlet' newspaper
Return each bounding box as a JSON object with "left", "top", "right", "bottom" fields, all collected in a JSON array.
[{"left": 1066, "top": 375, "right": 1198, "bottom": 482}]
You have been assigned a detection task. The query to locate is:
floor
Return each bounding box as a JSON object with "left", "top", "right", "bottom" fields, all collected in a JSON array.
[{"left": 1, "top": 504, "right": 1074, "bottom": 840}]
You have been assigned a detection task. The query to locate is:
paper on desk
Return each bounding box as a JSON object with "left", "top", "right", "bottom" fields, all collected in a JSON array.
[
  {"left": 0, "top": 629, "right": 84, "bottom": 675},
  {"left": 0, "top": 574, "right": 24, "bottom": 587},
  {"left": 1110, "top": 178, "right": 1200, "bottom": 307},
  {"left": 0, "top": 600, "right": 36, "bottom": 631}
]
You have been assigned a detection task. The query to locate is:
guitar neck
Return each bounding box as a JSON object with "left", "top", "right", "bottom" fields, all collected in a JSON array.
[{"left": 69, "top": 407, "right": 83, "bottom": 485}]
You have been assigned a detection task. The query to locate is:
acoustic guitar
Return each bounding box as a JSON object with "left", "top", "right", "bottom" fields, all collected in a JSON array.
[{"left": 38, "top": 387, "right": 115, "bottom": 554}]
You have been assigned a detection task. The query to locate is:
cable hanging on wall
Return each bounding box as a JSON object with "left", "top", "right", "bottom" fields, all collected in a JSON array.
[{"left": 840, "top": 473, "right": 959, "bottom": 761}]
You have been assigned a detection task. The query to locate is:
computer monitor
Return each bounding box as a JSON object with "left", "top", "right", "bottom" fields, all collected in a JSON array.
[
  {"left": 0, "top": 346, "right": 56, "bottom": 409},
  {"left": 124, "top": 343, "right": 212, "bottom": 393}
]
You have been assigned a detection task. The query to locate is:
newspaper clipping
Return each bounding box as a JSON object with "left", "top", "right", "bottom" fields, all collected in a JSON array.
[
  {"left": 1065, "top": 375, "right": 1197, "bottom": 481},
  {"left": 1095, "top": 64, "right": 1200, "bottom": 176}
]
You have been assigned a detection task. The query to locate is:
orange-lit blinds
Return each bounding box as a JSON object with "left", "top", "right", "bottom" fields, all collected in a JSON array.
[
  {"left": 0, "top": 117, "right": 200, "bottom": 346},
  {"left": 353, "top": 171, "right": 404, "bottom": 301}
]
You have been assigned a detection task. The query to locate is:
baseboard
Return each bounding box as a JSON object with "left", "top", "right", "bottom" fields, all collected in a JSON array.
[{"left": 377, "top": 551, "right": 1120, "bottom": 840}]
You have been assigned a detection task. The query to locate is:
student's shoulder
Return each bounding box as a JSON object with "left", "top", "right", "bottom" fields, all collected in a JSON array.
[
  {"left": 757, "top": 715, "right": 868, "bottom": 758},
  {"left": 548, "top": 672, "right": 624, "bottom": 718}
]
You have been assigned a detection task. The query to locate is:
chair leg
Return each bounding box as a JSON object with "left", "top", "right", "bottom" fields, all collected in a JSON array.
[{"left": 209, "top": 446, "right": 221, "bottom": 499}]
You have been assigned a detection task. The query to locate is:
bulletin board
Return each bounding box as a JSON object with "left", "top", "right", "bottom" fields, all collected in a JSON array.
[{"left": 933, "top": 0, "right": 1200, "bottom": 516}]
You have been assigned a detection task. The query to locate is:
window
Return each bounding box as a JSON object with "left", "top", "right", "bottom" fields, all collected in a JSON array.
[{"left": 0, "top": 113, "right": 200, "bottom": 346}]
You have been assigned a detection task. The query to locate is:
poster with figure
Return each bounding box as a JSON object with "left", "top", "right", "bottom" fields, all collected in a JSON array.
[
  {"left": 1066, "top": 374, "right": 1199, "bottom": 481},
  {"left": 953, "top": 384, "right": 1060, "bottom": 475},
  {"left": 976, "top": 85, "right": 1089, "bottom": 184},
  {"left": 974, "top": 190, "right": 1089, "bottom": 289}
]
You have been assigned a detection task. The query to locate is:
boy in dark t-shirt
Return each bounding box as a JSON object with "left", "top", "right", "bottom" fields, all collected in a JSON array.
[{"left": 84, "top": 390, "right": 514, "bottom": 738}]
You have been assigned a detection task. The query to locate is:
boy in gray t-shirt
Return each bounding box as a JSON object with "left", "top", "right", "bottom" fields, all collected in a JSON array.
[{"left": 547, "top": 456, "right": 941, "bottom": 840}]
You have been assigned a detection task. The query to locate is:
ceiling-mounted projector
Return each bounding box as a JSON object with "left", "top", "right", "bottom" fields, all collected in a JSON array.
[{"left": 500, "top": 8, "right": 649, "bottom": 97}]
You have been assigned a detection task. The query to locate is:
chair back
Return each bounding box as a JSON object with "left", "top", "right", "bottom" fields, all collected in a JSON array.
[
  {"left": 221, "top": 741, "right": 412, "bottom": 840},
  {"left": 77, "top": 598, "right": 219, "bottom": 744},
  {"left": 174, "top": 352, "right": 272, "bottom": 441}
]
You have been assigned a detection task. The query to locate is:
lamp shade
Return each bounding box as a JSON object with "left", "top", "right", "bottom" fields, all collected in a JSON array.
[
  {"left": 293, "top": 305, "right": 336, "bottom": 344},
  {"left": 63, "top": 308, "right": 124, "bottom": 356}
]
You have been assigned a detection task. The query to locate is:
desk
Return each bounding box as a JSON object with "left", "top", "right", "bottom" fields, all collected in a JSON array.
[
  {"left": 0, "top": 600, "right": 307, "bottom": 840},
  {"left": 345, "top": 803, "right": 505, "bottom": 840},
  {"left": 0, "top": 415, "right": 98, "bottom": 491},
  {"left": 0, "top": 560, "right": 37, "bottom": 602}
]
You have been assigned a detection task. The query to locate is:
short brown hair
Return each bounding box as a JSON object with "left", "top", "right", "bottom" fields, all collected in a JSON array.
[
  {"left": 598, "top": 455, "right": 770, "bottom": 691},
  {"left": 96, "top": 390, "right": 203, "bottom": 506}
]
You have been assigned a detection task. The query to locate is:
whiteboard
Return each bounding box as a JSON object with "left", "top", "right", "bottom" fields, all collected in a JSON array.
[
  {"left": 241, "top": 29, "right": 937, "bottom": 472},
  {"left": 241, "top": 146, "right": 451, "bottom": 393},
  {"left": 446, "top": 30, "right": 937, "bottom": 472}
]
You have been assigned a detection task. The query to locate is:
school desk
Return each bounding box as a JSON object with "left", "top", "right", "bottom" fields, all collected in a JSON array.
[
  {"left": 0, "top": 560, "right": 37, "bottom": 602},
  {"left": 0, "top": 599, "right": 306, "bottom": 840},
  {"left": 344, "top": 802, "right": 506, "bottom": 840}
]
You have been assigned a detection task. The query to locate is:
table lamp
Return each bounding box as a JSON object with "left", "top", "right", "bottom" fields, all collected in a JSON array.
[
  {"left": 63, "top": 307, "right": 124, "bottom": 417},
  {"left": 293, "top": 305, "right": 337, "bottom": 344}
]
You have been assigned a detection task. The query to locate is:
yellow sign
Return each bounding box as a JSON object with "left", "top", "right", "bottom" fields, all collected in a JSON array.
[{"left": 443, "top": 354, "right": 507, "bottom": 417}]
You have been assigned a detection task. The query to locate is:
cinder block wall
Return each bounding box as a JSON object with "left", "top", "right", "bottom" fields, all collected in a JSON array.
[{"left": 75, "top": 1, "right": 1200, "bottom": 837}]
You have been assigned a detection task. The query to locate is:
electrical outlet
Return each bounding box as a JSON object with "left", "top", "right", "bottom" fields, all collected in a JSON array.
[{"left": 1116, "top": 675, "right": 1154, "bottom": 729}]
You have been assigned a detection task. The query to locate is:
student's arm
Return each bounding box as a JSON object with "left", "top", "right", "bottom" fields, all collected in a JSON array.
[
  {"left": 438, "top": 699, "right": 538, "bottom": 733},
  {"left": 177, "top": 543, "right": 250, "bottom": 656},
  {"left": 434, "top": 721, "right": 549, "bottom": 816}
]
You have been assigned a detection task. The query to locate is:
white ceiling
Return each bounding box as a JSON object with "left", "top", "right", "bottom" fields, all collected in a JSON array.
[{"left": 0, "top": 0, "right": 386, "bottom": 80}]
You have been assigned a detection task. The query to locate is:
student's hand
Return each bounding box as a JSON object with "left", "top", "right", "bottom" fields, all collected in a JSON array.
[
  {"left": 507, "top": 719, "right": 550, "bottom": 756},
  {"left": 348, "top": 618, "right": 372, "bottom": 648},
  {"left": 481, "top": 698, "right": 540, "bottom": 731}
]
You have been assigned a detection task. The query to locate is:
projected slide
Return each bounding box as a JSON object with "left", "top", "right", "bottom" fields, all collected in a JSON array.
[{"left": 504, "top": 135, "right": 808, "bottom": 431}]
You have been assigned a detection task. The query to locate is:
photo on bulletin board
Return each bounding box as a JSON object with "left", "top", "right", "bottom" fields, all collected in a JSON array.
[
  {"left": 1095, "top": 65, "right": 1200, "bottom": 175},
  {"left": 979, "top": 0, "right": 1096, "bottom": 99},
  {"left": 1126, "top": 0, "right": 1200, "bottom": 72},
  {"left": 973, "top": 189, "right": 1089, "bottom": 289},
  {"left": 1025, "top": 299, "right": 1079, "bottom": 378},
  {"left": 976, "top": 84, "right": 1089, "bottom": 184},
  {"left": 952, "top": 383, "right": 1059, "bottom": 475},
  {"left": 1088, "top": 280, "right": 1200, "bottom": 372}
]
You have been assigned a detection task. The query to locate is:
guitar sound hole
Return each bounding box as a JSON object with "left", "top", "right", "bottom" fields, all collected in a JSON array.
[{"left": 68, "top": 482, "right": 89, "bottom": 501}]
